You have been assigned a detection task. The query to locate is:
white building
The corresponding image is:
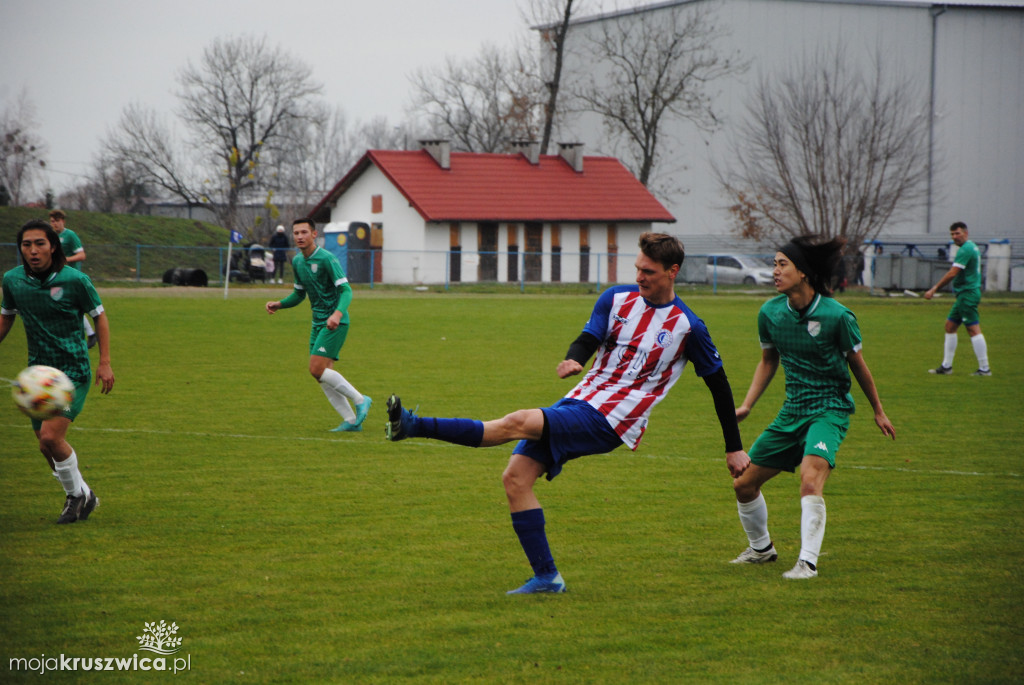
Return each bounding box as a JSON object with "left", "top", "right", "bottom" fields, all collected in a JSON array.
[
  {"left": 309, "top": 141, "right": 675, "bottom": 285},
  {"left": 544, "top": 0, "right": 1024, "bottom": 256}
]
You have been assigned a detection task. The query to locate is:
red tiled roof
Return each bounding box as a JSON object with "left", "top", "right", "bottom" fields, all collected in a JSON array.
[{"left": 310, "top": 149, "right": 675, "bottom": 224}]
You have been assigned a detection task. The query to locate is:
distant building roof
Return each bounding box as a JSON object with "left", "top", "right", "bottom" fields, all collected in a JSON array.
[{"left": 310, "top": 148, "right": 675, "bottom": 224}]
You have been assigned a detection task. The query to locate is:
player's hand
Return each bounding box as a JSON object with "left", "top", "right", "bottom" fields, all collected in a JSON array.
[
  {"left": 557, "top": 359, "right": 583, "bottom": 379},
  {"left": 923, "top": 288, "right": 935, "bottom": 300},
  {"left": 326, "top": 311, "right": 342, "bottom": 331},
  {"left": 726, "top": 450, "right": 750, "bottom": 477},
  {"left": 735, "top": 405, "right": 751, "bottom": 422},
  {"left": 95, "top": 361, "right": 115, "bottom": 394},
  {"left": 266, "top": 301, "right": 281, "bottom": 314},
  {"left": 875, "top": 412, "right": 896, "bottom": 440}
]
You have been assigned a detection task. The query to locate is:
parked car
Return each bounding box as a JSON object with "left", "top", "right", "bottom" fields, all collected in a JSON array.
[{"left": 706, "top": 254, "right": 774, "bottom": 285}]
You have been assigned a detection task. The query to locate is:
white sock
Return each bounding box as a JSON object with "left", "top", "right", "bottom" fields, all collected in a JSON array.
[
  {"left": 54, "top": 450, "right": 86, "bottom": 497},
  {"left": 319, "top": 377, "right": 356, "bottom": 422},
  {"left": 737, "top": 493, "right": 772, "bottom": 550},
  {"left": 942, "top": 333, "right": 958, "bottom": 368},
  {"left": 970, "top": 333, "right": 989, "bottom": 371},
  {"left": 799, "top": 495, "right": 827, "bottom": 566},
  {"left": 319, "top": 368, "right": 362, "bottom": 403}
]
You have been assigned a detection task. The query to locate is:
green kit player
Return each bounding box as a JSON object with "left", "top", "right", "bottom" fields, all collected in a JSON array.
[
  {"left": 730, "top": 234, "right": 896, "bottom": 579},
  {"left": 1, "top": 220, "right": 115, "bottom": 524},
  {"left": 49, "top": 209, "right": 96, "bottom": 348},
  {"left": 265, "top": 218, "right": 371, "bottom": 431},
  {"left": 924, "top": 221, "right": 990, "bottom": 376}
]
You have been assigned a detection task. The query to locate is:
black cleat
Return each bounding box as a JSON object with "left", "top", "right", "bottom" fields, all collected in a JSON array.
[
  {"left": 78, "top": 490, "right": 99, "bottom": 520},
  {"left": 385, "top": 394, "right": 415, "bottom": 441},
  {"left": 57, "top": 493, "right": 87, "bottom": 524}
]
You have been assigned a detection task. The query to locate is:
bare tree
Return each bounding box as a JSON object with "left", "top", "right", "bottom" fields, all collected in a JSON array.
[
  {"left": 101, "top": 35, "right": 323, "bottom": 232},
  {"left": 101, "top": 104, "right": 200, "bottom": 208},
  {"left": 717, "top": 48, "right": 930, "bottom": 247},
  {"left": 176, "top": 35, "right": 323, "bottom": 231},
  {"left": 522, "top": 0, "right": 583, "bottom": 154},
  {"left": 0, "top": 88, "right": 48, "bottom": 206},
  {"left": 409, "top": 44, "right": 544, "bottom": 152},
  {"left": 572, "top": 3, "right": 743, "bottom": 187},
  {"left": 58, "top": 148, "right": 150, "bottom": 213}
]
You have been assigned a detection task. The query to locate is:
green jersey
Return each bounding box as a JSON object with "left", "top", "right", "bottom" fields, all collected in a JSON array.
[
  {"left": 951, "top": 240, "right": 982, "bottom": 292},
  {"left": 757, "top": 293, "right": 862, "bottom": 415},
  {"left": 58, "top": 228, "right": 84, "bottom": 271},
  {"left": 1, "top": 265, "right": 104, "bottom": 385},
  {"left": 281, "top": 246, "right": 353, "bottom": 326}
]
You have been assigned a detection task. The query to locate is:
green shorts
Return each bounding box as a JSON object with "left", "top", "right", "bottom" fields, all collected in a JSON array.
[
  {"left": 308, "top": 322, "right": 349, "bottom": 359},
  {"left": 947, "top": 289, "right": 981, "bottom": 326},
  {"left": 748, "top": 409, "right": 849, "bottom": 471},
  {"left": 31, "top": 377, "right": 90, "bottom": 430}
]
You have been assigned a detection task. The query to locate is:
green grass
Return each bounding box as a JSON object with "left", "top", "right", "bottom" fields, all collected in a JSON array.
[{"left": 1, "top": 289, "right": 1022, "bottom": 683}]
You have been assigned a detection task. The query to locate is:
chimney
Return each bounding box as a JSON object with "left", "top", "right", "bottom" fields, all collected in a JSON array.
[
  {"left": 558, "top": 142, "right": 584, "bottom": 172},
  {"left": 509, "top": 139, "right": 540, "bottom": 165},
  {"left": 419, "top": 139, "right": 450, "bottom": 169}
]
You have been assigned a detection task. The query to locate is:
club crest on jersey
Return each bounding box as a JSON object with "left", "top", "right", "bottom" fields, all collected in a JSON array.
[
  {"left": 656, "top": 330, "right": 674, "bottom": 347},
  {"left": 311, "top": 263, "right": 318, "bottom": 273},
  {"left": 50, "top": 287, "right": 64, "bottom": 301},
  {"left": 807, "top": 320, "right": 821, "bottom": 337}
]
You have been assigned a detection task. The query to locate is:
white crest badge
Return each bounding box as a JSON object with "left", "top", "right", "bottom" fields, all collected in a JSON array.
[
  {"left": 807, "top": 320, "right": 821, "bottom": 337},
  {"left": 310, "top": 263, "right": 318, "bottom": 273},
  {"left": 50, "top": 287, "right": 64, "bottom": 301}
]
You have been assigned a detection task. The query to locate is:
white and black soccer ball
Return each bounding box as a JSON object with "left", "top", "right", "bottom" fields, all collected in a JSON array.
[{"left": 12, "top": 365, "right": 75, "bottom": 420}]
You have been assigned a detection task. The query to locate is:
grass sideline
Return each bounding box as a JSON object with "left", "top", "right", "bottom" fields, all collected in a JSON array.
[{"left": 1, "top": 288, "right": 1022, "bottom": 683}]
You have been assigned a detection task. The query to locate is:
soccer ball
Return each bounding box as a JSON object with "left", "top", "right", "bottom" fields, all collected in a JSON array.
[{"left": 12, "top": 365, "right": 75, "bottom": 420}]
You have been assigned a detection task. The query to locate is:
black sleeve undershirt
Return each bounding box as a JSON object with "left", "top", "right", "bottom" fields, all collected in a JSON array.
[
  {"left": 565, "top": 331, "right": 601, "bottom": 366},
  {"left": 702, "top": 367, "right": 744, "bottom": 453}
]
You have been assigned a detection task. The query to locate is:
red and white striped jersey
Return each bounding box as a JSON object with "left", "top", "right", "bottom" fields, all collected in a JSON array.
[{"left": 565, "top": 285, "right": 724, "bottom": 449}]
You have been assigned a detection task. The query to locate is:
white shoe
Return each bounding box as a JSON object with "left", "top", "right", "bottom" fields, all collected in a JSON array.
[
  {"left": 782, "top": 559, "right": 818, "bottom": 579},
  {"left": 730, "top": 545, "right": 778, "bottom": 564}
]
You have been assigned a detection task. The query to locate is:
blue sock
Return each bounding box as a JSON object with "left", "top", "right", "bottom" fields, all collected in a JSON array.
[
  {"left": 511, "top": 508, "right": 557, "bottom": 578},
  {"left": 413, "top": 417, "right": 484, "bottom": 447}
]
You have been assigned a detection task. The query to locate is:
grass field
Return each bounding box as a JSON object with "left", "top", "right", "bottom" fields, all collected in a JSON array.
[{"left": 1, "top": 286, "right": 1022, "bottom": 683}]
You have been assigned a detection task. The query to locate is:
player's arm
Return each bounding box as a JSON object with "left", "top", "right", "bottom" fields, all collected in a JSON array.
[
  {"left": 66, "top": 248, "right": 86, "bottom": 264},
  {"left": 0, "top": 312, "right": 14, "bottom": 344},
  {"left": 702, "top": 367, "right": 750, "bottom": 477},
  {"left": 92, "top": 311, "right": 114, "bottom": 394},
  {"left": 557, "top": 330, "right": 600, "bottom": 378},
  {"left": 736, "top": 347, "right": 780, "bottom": 422},
  {"left": 846, "top": 349, "right": 895, "bottom": 440},
  {"left": 266, "top": 288, "right": 306, "bottom": 314},
  {"left": 924, "top": 264, "right": 961, "bottom": 299},
  {"left": 325, "top": 279, "right": 353, "bottom": 331}
]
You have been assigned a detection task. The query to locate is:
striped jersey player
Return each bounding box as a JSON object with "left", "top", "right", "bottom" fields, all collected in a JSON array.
[
  {"left": 565, "top": 284, "right": 727, "bottom": 452},
  {"left": 384, "top": 233, "right": 750, "bottom": 594}
]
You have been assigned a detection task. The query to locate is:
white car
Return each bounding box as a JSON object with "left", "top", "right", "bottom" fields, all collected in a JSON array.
[{"left": 706, "top": 254, "right": 774, "bottom": 285}]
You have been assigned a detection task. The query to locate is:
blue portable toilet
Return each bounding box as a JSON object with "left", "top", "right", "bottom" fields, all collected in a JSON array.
[{"left": 322, "top": 221, "right": 372, "bottom": 282}]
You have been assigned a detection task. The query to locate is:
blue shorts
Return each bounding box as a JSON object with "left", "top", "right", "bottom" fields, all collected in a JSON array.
[{"left": 514, "top": 397, "right": 623, "bottom": 480}]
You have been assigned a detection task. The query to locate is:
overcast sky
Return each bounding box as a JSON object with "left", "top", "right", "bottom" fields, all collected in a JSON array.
[{"left": 3, "top": 0, "right": 545, "bottom": 195}]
